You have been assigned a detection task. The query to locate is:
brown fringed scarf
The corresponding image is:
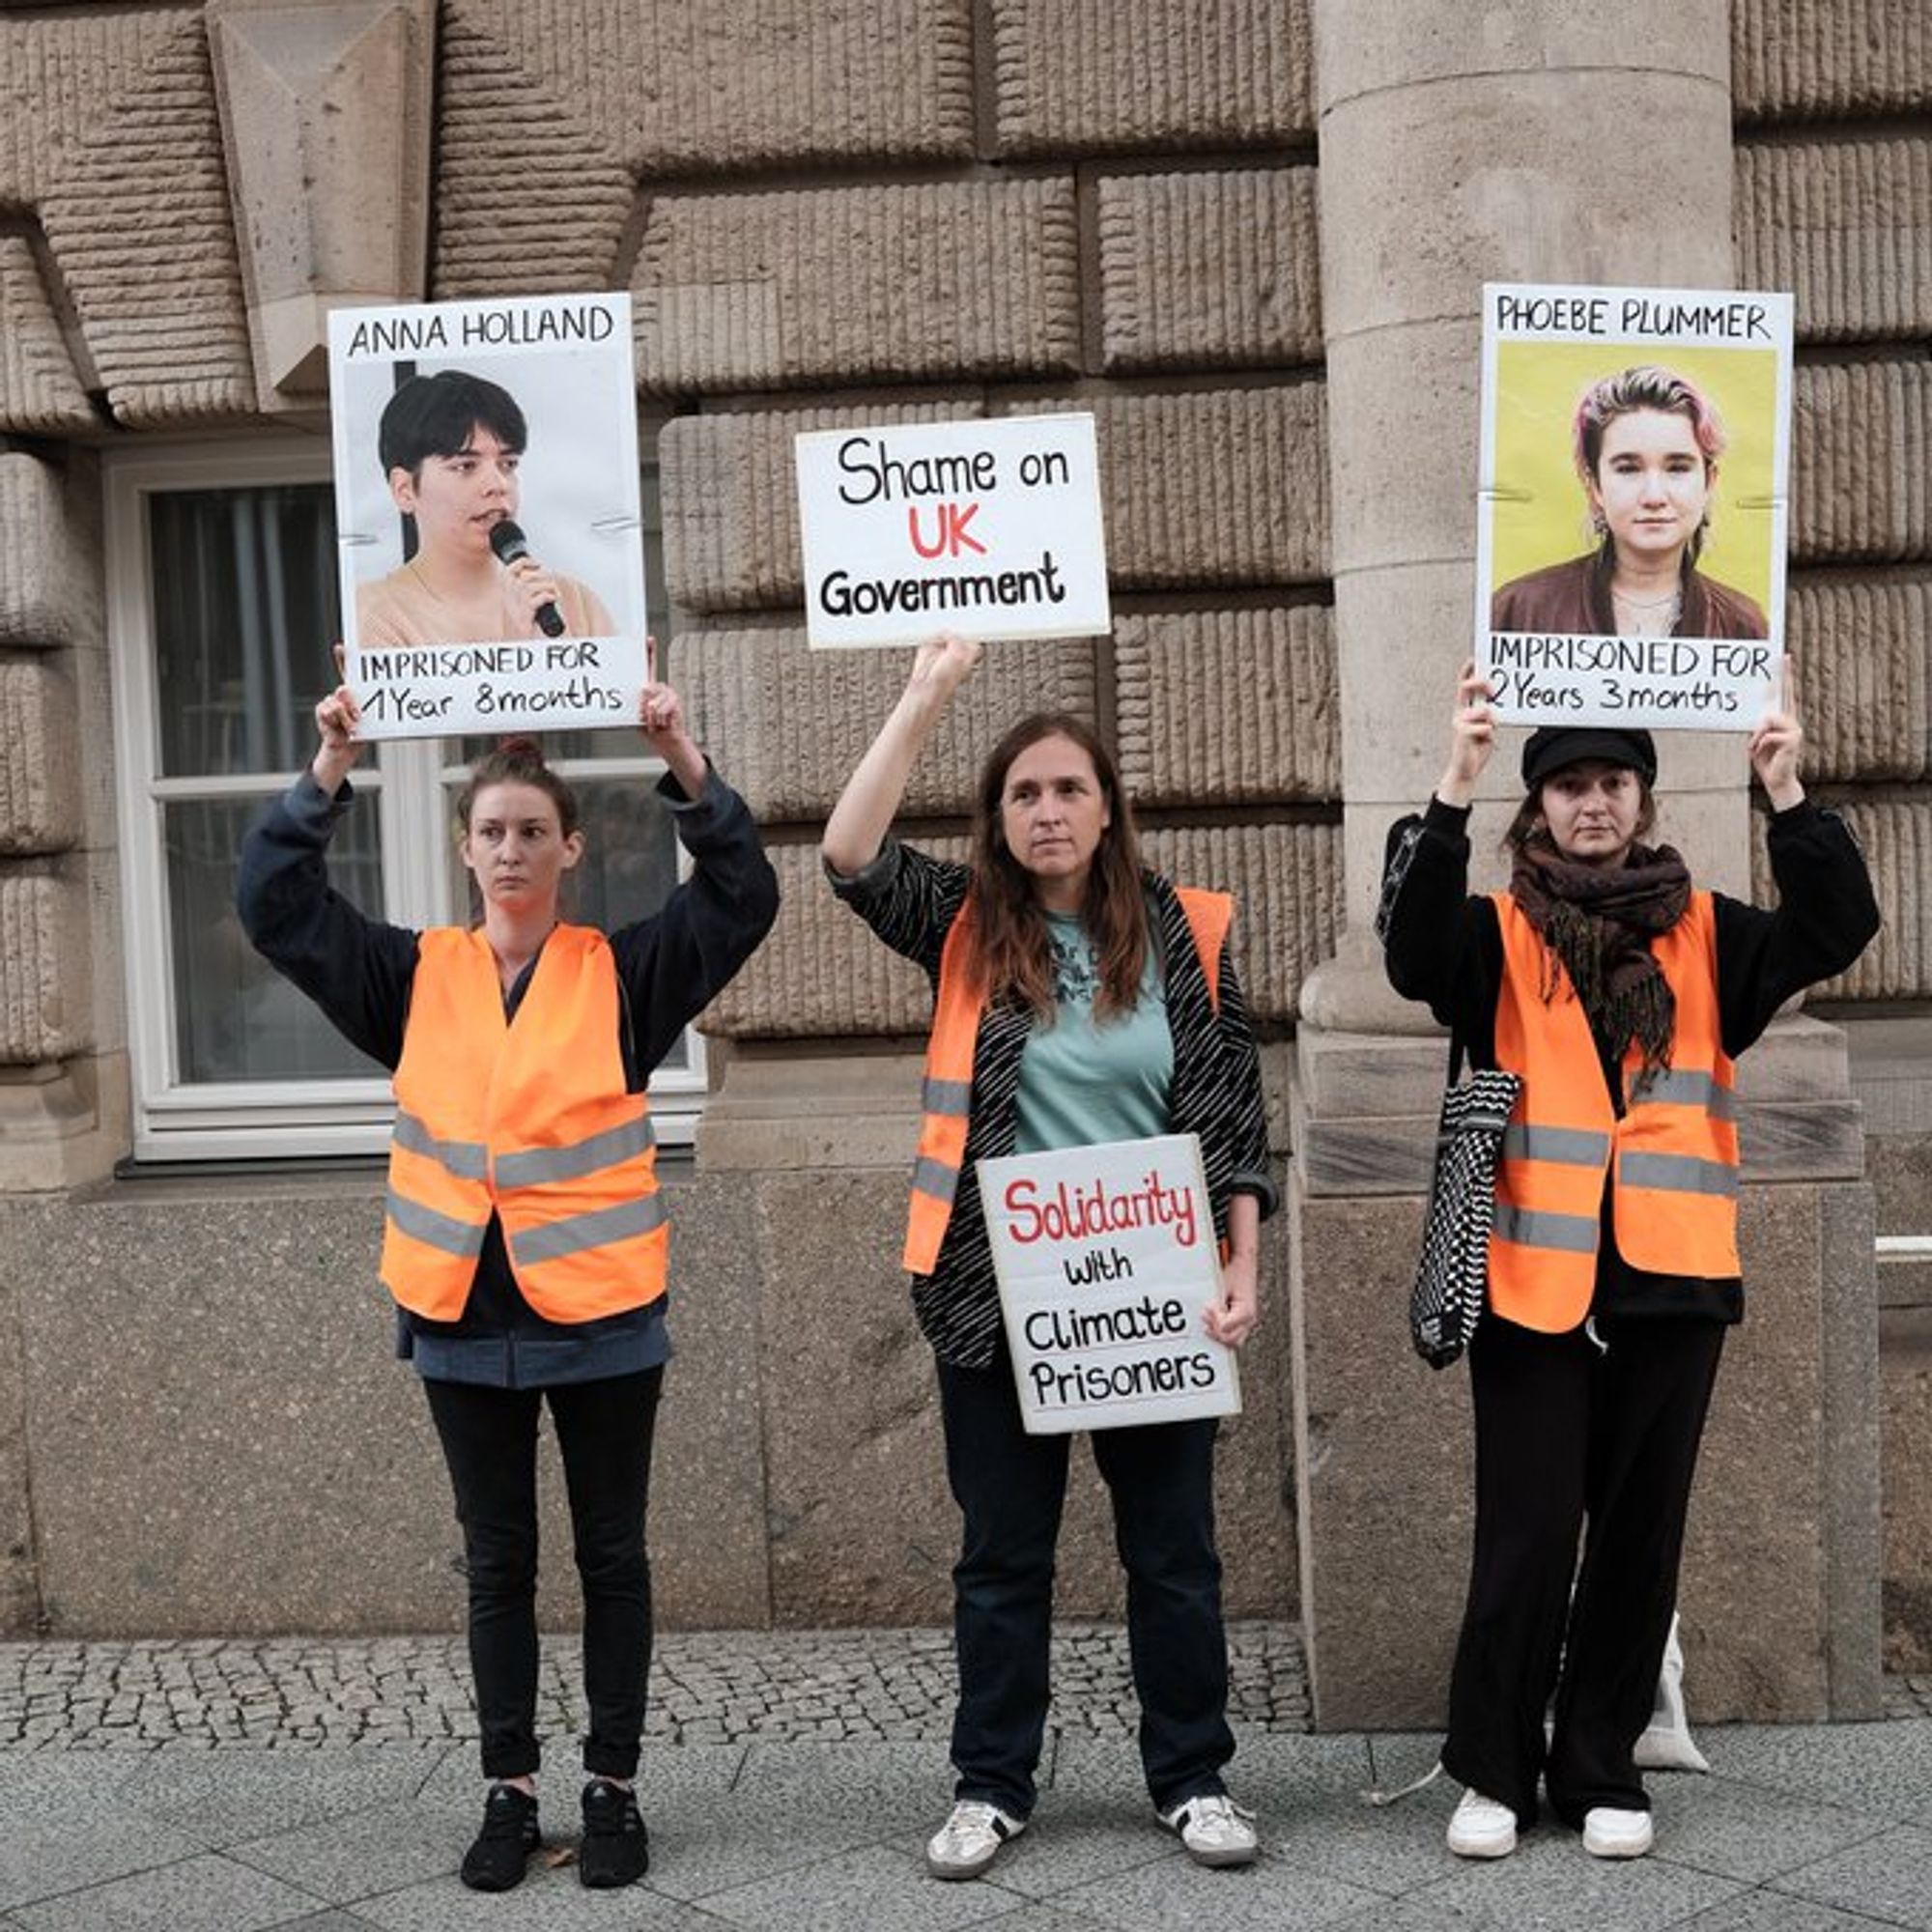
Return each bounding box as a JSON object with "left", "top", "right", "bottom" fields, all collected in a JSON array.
[{"left": 1509, "top": 834, "right": 1691, "bottom": 1087}]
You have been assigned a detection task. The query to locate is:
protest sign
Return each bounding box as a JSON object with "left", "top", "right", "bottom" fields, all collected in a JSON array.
[
  {"left": 977, "top": 1134, "right": 1241, "bottom": 1435},
  {"left": 1476, "top": 283, "right": 1794, "bottom": 730},
  {"left": 794, "top": 413, "right": 1111, "bottom": 649},
  {"left": 328, "top": 293, "right": 649, "bottom": 739}
]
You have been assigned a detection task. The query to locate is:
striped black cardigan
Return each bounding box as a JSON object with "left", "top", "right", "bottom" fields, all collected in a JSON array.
[{"left": 830, "top": 838, "right": 1278, "bottom": 1370}]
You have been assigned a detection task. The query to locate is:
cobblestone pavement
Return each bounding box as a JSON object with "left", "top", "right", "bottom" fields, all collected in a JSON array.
[{"left": 0, "top": 1620, "right": 1309, "bottom": 1751}]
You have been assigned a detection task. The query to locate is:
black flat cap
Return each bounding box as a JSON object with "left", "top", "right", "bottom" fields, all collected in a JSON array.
[{"left": 1520, "top": 726, "right": 1658, "bottom": 789}]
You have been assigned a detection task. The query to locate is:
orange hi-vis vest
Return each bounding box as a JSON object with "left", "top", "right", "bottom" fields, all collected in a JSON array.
[
  {"left": 1489, "top": 890, "right": 1740, "bottom": 1333},
  {"left": 902, "top": 887, "right": 1233, "bottom": 1275},
  {"left": 382, "top": 925, "right": 666, "bottom": 1323}
]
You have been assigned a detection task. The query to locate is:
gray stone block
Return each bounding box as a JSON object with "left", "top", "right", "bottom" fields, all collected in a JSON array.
[
  {"left": 1792, "top": 359, "right": 1932, "bottom": 563},
  {"left": 0, "top": 453, "right": 100, "bottom": 650},
  {"left": 991, "top": 0, "right": 1315, "bottom": 156},
  {"left": 1737, "top": 137, "right": 1932, "bottom": 344},
  {"left": 1786, "top": 572, "right": 1932, "bottom": 784},
  {"left": 1114, "top": 606, "right": 1339, "bottom": 808},
  {"left": 36, "top": 15, "right": 256, "bottom": 428},
  {"left": 635, "top": 181, "right": 1081, "bottom": 395},
  {"left": 1733, "top": 0, "right": 1932, "bottom": 123},
  {"left": 1097, "top": 167, "right": 1321, "bottom": 372},
  {"left": 0, "top": 859, "right": 91, "bottom": 1065},
  {"left": 0, "top": 658, "right": 80, "bottom": 856},
  {"left": 1004, "top": 387, "right": 1329, "bottom": 589},
  {"left": 435, "top": 0, "right": 976, "bottom": 298},
  {"left": 0, "top": 236, "right": 93, "bottom": 436}
]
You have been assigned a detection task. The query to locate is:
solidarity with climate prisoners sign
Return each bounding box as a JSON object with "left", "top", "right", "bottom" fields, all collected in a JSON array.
[
  {"left": 978, "top": 1134, "right": 1241, "bottom": 1435},
  {"left": 1477, "top": 282, "right": 1795, "bottom": 730},
  {"left": 328, "top": 293, "right": 650, "bottom": 740},
  {"left": 794, "top": 414, "right": 1111, "bottom": 649}
]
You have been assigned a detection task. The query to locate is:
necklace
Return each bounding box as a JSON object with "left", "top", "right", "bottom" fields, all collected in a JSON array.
[
  {"left": 407, "top": 557, "right": 449, "bottom": 606},
  {"left": 1611, "top": 585, "right": 1680, "bottom": 611}
]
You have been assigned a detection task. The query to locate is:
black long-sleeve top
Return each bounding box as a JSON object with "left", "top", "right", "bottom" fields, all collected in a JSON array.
[
  {"left": 1378, "top": 795, "right": 1880, "bottom": 1323},
  {"left": 237, "top": 765, "right": 780, "bottom": 1385}
]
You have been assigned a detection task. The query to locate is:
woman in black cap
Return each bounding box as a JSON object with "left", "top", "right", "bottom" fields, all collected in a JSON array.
[{"left": 1377, "top": 662, "right": 1877, "bottom": 1863}]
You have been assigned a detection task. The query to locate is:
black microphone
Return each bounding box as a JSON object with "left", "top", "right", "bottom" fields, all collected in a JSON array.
[{"left": 488, "top": 519, "right": 566, "bottom": 638}]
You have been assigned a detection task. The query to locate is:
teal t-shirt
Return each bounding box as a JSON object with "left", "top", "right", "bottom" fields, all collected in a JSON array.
[{"left": 1011, "top": 909, "right": 1173, "bottom": 1154}]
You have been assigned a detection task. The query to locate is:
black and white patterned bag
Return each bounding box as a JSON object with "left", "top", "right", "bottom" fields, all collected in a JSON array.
[{"left": 1410, "top": 1036, "right": 1522, "bottom": 1370}]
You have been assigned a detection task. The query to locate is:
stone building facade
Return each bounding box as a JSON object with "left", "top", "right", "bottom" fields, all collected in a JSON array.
[{"left": 0, "top": 0, "right": 1924, "bottom": 1725}]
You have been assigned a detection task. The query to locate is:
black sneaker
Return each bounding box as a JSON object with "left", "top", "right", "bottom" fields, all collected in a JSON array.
[
  {"left": 461, "top": 1782, "right": 540, "bottom": 1891},
  {"left": 580, "top": 1777, "right": 650, "bottom": 1887}
]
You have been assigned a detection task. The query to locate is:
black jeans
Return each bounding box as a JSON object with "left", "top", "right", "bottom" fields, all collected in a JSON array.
[
  {"left": 936, "top": 1344, "right": 1234, "bottom": 1817},
  {"left": 1442, "top": 1315, "right": 1725, "bottom": 1828},
  {"left": 423, "top": 1366, "right": 664, "bottom": 1779}
]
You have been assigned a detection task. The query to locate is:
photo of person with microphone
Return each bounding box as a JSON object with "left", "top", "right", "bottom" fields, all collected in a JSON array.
[{"left": 355, "top": 369, "right": 616, "bottom": 648}]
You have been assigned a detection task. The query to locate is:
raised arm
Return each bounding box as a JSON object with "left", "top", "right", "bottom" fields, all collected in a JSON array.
[
  {"left": 1434, "top": 656, "right": 1497, "bottom": 810},
  {"left": 820, "top": 632, "right": 982, "bottom": 874}
]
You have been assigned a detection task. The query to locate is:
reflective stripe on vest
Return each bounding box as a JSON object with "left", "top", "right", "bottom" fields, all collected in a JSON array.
[
  {"left": 901, "top": 886, "right": 1232, "bottom": 1276},
  {"left": 381, "top": 926, "right": 666, "bottom": 1323},
  {"left": 1489, "top": 891, "right": 1739, "bottom": 1332}
]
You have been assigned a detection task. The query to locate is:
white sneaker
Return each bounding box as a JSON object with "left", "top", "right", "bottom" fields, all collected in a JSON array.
[
  {"left": 1158, "top": 1793, "right": 1259, "bottom": 1867},
  {"left": 1582, "top": 1806, "right": 1654, "bottom": 1859},
  {"left": 1446, "top": 1788, "right": 1518, "bottom": 1859},
  {"left": 925, "top": 1800, "right": 1025, "bottom": 1879}
]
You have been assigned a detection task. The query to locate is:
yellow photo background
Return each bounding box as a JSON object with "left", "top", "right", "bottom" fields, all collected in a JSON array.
[{"left": 1488, "top": 339, "right": 1781, "bottom": 613}]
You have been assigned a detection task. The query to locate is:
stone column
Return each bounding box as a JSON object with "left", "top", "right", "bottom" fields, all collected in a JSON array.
[{"left": 1292, "top": 2, "right": 1882, "bottom": 1724}]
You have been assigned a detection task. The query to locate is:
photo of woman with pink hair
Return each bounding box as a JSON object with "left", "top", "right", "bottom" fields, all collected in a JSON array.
[{"left": 1491, "top": 365, "right": 1768, "bottom": 641}]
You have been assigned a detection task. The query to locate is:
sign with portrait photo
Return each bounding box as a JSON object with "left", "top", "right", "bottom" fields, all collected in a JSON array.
[
  {"left": 794, "top": 413, "right": 1111, "bottom": 649},
  {"left": 977, "top": 1134, "right": 1241, "bottom": 1436},
  {"left": 328, "top": 293, "right": 649, "bottom": 740},
  {"left": 1476, "top": 283, "right": 1795, "bottom": 731}
]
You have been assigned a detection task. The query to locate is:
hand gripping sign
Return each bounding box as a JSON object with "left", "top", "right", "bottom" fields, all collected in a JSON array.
[
  {"left": 794, "top": 413, "right": 1111, "bottom": 649},
  {"left": 977, "top": 1134, "right": 1241, "bottom": 1435}
]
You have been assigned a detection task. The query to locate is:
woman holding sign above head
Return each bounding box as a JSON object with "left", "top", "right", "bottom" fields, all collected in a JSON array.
[
  {"left": 355, "top": 369, "right": 616, "bottom": 648},
  {"left": 1491, "top": 365, "right": 1769, "bottom": 640},
  {"left": 1377, "top": 663, "right": 1875, "bottom": 1862},
  {"left": 237, "top": 672, "right": 777, "bottom": 1892},
  {"left": 822, "top": 633, "right": 1277, "bottom": 1880}
]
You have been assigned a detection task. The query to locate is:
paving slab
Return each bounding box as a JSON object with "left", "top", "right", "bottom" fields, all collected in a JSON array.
[
  {"left": 1637, "top": 1772, "right": 1892, "bottom": 1882},
  {"left": 0, "top": 1814, "right": 211, "bottom": 1916},
  {"left": 699, "top": 1841, "right": 1024, "bottom": 1932},
  {"left": 1047, "top": 1849, "right": 1383, "bottom": 1931},
  {"left": 1392, "top": 1838, "right": 1747, "bottom": 1931},
  {"left": 1765, "top": 1823, "right": 1932, "bottom": 1928},
  {"left": 1702, "top": 1719, "right": 1932, "bottom": 1825},
  {"left": 1673, "top": 1892, "right": 1921, "bottom": 1931},
  {"left": 641, "top": 1741, "right": 940, "bottom": 1903},
  {"left": 115, "top": 1745, "right": 447, "bottom": 1847},
  {"left": 351, "top": 1868, "right": 721, "bottom": 1930},
  {"left": 8, "top": 1851, "right": 324, "bottom": 1932},
  {"left": 222, "top": 1802, "right": 473, "bottom": 1906}
]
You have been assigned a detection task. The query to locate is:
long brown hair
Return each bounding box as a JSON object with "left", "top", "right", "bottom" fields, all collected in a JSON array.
[{"left": 967, "top": 713, "right": 1149, "bottom": 1019}]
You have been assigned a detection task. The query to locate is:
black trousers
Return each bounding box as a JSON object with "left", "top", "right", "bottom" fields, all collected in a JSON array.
[
  {"left": 423, "top": 1367, "right": 664, "bottom": 1779},
  {"left": 936, "top": 1346, "right": 1234, "bottom": 1817},
  {"left": 1441, "top": 1315, "right": 1725, "bottom": 1828}
]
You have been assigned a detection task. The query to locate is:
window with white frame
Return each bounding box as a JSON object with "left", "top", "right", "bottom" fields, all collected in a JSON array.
[{"left": 106, "top": 437, "right": 698, "bottom": 1162}]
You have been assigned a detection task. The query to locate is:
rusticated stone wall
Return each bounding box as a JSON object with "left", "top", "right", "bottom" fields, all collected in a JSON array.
[
  {"left": 1733, "top": 0, "right": 1932, "bottom": 1674},
  {"left": 1734, "top": 11, "right": 1932, "bottom": 996}
]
